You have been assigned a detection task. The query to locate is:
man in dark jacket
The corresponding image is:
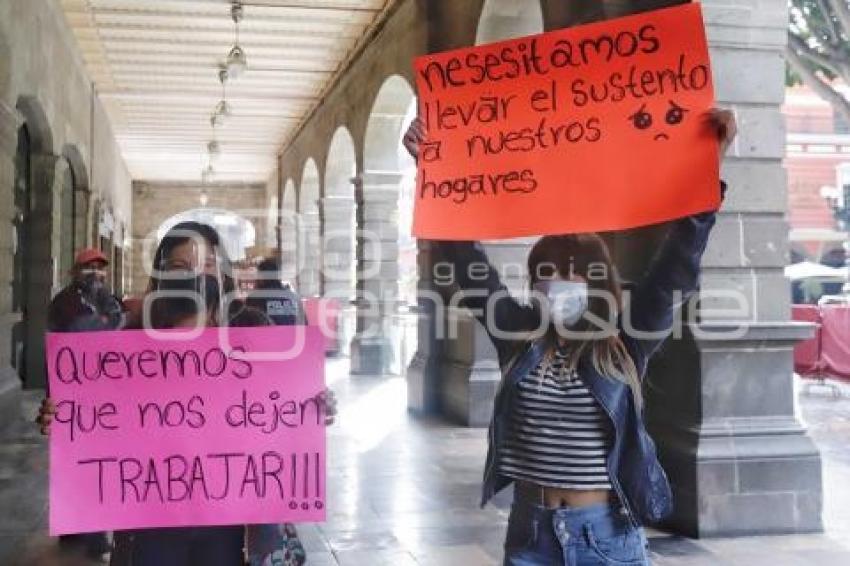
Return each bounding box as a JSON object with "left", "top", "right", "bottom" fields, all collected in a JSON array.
[
  {"left": 246, "top": 257, "right": 307, "bottom": 326},
  {"left": 48, "top": 248, "right": 124, "bottom": 332},
  {"left": 47, "top": 247, "right": 122, "bottom": 561}
]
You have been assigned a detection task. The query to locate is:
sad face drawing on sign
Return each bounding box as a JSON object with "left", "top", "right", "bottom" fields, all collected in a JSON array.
[{"left": 628, "top": 99, "right": 690, "bottom": 142}]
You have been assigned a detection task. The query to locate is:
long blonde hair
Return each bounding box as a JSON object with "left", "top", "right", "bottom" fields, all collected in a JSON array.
[{"left": 528, "top": 234, "right": 643, "bottom": 410}]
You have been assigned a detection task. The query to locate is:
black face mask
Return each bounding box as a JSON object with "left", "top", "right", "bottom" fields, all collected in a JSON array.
[
  {"left": 79, "top": 273, "right": 104, "bottom": 293},
  {"left": 154, "top": 273, "right": 221, "bottom": 315}
]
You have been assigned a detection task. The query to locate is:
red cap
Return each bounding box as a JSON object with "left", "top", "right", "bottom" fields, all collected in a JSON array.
[{"left": 74, "top": 248, "right": 109, "bottom": 267}]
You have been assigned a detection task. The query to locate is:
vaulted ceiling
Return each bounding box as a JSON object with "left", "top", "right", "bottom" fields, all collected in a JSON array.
[{"left": 60, "top": 0, "right": 390, "bottom": 182}]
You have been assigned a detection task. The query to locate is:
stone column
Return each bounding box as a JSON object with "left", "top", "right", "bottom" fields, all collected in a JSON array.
[
  {"left": 321, "top": 196, "right": 356, "bottom": 300},
  {"left": 297, "top": 205, "right": 322, "bottom": 297},
  {"left": 409, "top": 0, "right": 545, "bottom": 425},
  {"left": 322, "top": 195, "right": 356, "bottom": 354},
  {"left": 74, "top": 186, "right": 91, "bottom": 250},
  {"left": 0, "top": 101, "right": 22, "bottom": 431},
  {"left": 438, "top": 238, "right": 535, "bottom": 426},
  {"left": 408, "top": 227, "right": 536, "bottom": 423},
  {"left": 407, "top": 240, "right": 442, "bottom": 414},
  {"left": 579, "top": 0, "right": 822, "bottom": 538},
  {"left": 350, "top": 173, "right": 401, "bottom": 375},
  {"left": 639, "top": 0, "right": 823, "bottom": 537}
]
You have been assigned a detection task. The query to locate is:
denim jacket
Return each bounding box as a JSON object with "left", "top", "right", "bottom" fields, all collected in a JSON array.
[{"left": 432, "top": 201, "right": 718, "bottom": 526}]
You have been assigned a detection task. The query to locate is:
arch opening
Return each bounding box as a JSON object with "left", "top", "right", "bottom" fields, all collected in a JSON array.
[
  {"left": 281, "top": 180, "right": 298, "bottom": 285},
  {"left": 353, "top": 75, "right": 418, "bottom": 375},
  {"left": 59, "top": 145, "right": 91, "bottom": 280},
  {"left": 156, "top": 208, "right": 257, "bottom": 263}
]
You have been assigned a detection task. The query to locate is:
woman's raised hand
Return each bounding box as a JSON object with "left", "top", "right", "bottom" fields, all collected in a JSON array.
[
  {"left": 319, "top": 388, "right": 338, "bottom": 426},
  {"left": 402, "top": 117, "right": 426, "bottom": 161},
  {"left": 705, "top": 108, "right": 737, "bottom": 158}
]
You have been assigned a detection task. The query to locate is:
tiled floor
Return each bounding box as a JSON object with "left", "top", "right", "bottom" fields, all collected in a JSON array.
[{"left": 2, "top": 359, "right": 850, "bottom": 565}]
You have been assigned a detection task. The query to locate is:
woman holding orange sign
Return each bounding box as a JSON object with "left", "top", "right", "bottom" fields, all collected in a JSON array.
[{"left": 404, "top": 108, "right": 735, "bottom": 566}]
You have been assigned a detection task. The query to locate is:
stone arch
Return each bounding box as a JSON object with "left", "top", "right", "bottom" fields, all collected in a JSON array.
[
  {"left": 324, "top": 128, "right": 357, "bottom": 198},
  {"left": 59, "top": 144, "right": 91, "bottom": 277},
  {"left": 363, "top": 75, "right": 417, "bottom": 173},
  {"left": 265, "top": 190, "right": 279, "bottom": 252},
  {"left": 61, "top": 145, "right": 89, "bottom": 192},
  {"left": 412, "top": 0, "right": 546, "bottom": 422},
  {"left": 364, "top": 76, "right": 417, "bottom": 307},
  {"left": 13, "top": 96, "right": 57, "bottom": 388},
  {"left": 16, "top": 96, "right": 54, "bottom": 155},
  {"left": 470, "top": 0, "right": 545, "bottom": 288},
  {"left": 475, "top": 0, "right": 544, "bottom": 44},
  {"left": 155, "top": 208, "right": 257, "bottom": 263},
  {"left": 351, "top": 75, "right": 418, "bottom": 375},
  {"left": 472, "top": 0, "right": 545, "bottom": 287},
  {"left": 298, "top": 159, "right": 322, "bottom": 297},
  {"left": 322, "top": 127, "right": 357, "bottom": 303}
]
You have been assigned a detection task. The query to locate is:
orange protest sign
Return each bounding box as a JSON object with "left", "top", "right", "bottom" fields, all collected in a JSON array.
[{"left": 412, "top": 3, "right": 718, "bottom": 240}]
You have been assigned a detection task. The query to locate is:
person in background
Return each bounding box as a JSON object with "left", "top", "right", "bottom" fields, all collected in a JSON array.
[
  {"left": 242, "top": 258, "right": 312, "bottom": 565},
  {"left": 227, "top": 305, "right": 309, "bottom": 566},
  {"left": 246, "top": 258, "right": 307, "bottom": 326},
  {"left": 48, "top": 248, "right": 124, "bottom": 333},
  {"left": 44, "top": 247, "right": 123, "bottom": 562}
]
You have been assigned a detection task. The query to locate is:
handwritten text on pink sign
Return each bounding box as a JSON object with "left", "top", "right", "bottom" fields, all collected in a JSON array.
[{"left": 48, "top": 326, "right": 326, "bottom": 535}]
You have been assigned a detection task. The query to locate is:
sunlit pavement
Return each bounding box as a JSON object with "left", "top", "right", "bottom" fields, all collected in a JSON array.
[{"left": 2, "top": 359, "right": 850, "bottom": 565}]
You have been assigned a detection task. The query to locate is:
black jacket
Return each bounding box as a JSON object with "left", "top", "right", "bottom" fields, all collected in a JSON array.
[{"left": 245, "top": 284, "right": 307, "bottom": 326}]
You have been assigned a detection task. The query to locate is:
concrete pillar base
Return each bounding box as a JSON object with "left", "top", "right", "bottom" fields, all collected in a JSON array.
[
  {"left": 658, "top": 416, "right": 822, "bottom": 537},
  {"left": 407, "top": 349, "right": 439, "bottom": 415},
  {"left": 407, "top": 306, "right": 441, "bottom": 415},
  {"left": 440, "top": 359, "right": 500, "bottom": 428},
  {"left": 647, "top": 322, "right": 823, "bottom": 537},
  {"left": 350, "top": 332, "right": 395, "bottom": 376},
  {"left": 407, "top": 244, "right": 442, "bottom": 415}
]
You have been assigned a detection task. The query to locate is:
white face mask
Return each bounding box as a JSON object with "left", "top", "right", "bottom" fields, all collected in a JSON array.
[{"left": 533, "top": 279, "right": 589, "bottom": 328}]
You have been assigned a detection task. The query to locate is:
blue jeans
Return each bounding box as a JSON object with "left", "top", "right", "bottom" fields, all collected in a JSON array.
[{"left": 503, "top": 500, "right": 651, "bottom": 565}]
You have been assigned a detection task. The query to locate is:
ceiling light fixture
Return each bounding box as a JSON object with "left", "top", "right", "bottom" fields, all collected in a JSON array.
[
  {"left": 207, "top": 140, "right": 221, "bottom": 158},
  {"left": 226, "top": 2, "right": 247, "bottom": 79},
  {"left": 211, "top": 68, "right": 232, "bottom": 125}
]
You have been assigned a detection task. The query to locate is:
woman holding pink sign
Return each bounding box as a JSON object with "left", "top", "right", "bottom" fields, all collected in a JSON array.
[
  {"left": 39, "top": 222, "right": 336, "bottom": 566},
  {"left": 404, "top": 109, "right": 736, "bottom": 565}
]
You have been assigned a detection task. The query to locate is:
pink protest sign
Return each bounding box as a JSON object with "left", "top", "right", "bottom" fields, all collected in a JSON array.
[{"left": 47, "top": 326, "right": 326, "bottom": 535}]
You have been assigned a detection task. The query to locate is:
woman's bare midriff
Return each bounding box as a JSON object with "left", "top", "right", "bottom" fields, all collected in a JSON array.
[{"left": 516, "top": 480, "right": 615, "bottom": 509}]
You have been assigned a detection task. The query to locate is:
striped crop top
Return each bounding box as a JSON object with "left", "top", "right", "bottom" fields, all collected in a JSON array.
[{"left": 498, "top": 347, "right": 614, "bottom": 490}]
